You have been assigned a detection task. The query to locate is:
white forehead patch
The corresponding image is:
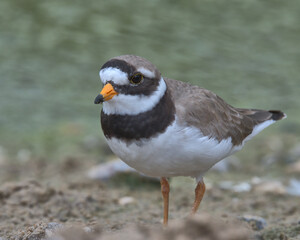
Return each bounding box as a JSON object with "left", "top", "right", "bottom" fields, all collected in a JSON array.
[
  {"left": 99, "top": 67, "right": 129, "bottom": 85},
  {"left": 102, "top": 77, "right": 167, "bottom": 115},
  {"left": 137, "top": 67, "right": 155, "bottom": 79}
]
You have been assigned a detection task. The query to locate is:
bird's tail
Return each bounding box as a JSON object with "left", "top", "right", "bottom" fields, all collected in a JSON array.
[
  {"left": 237, "top": 108, "right": 286, "bottom": 123},
  {"left": 268, "top": 110, "right": 286, "bottom": 121}
]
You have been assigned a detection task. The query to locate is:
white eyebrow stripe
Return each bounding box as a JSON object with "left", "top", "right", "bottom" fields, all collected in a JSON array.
[
  {"left": 137, "top": 67, "right": 155, "bottom": 79},
  {"left": 99, "top": 67, "right": 129, "bottom": 85}
]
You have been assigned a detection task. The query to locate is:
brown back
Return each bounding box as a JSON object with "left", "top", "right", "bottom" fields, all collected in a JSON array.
[{"left": 165, "top": 78, "right": 279, "bottom": 145}]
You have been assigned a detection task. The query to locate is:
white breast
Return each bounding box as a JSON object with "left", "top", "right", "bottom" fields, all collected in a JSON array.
[{"left": 105, "top": 118, "right": 235, "bottom": 180}]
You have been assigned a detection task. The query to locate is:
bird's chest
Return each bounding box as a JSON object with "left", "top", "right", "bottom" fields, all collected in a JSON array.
[
  {"left": 103, "top": 119, "right": 235, "bottom": 178},
  {"left": 100, "top": 93, "right": 175, "bottom": 141},
  {"left": 101, "top": 111, "right": 164, "bottom": 140}
]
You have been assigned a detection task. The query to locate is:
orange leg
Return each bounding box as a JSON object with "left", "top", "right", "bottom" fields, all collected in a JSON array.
[
  {"left": 160, "top": 177, "right": 170, "bottom": 226},
  {"left": 191, "top": 180, "right": 206, "bottom": 214}
]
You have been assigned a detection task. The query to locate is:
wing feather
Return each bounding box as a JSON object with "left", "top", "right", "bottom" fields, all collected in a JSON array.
[{"left": 164, "top": 78, "right": 276, "bottom": 145}]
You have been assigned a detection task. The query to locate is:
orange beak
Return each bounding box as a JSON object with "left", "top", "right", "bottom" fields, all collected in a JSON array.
[{"left": 94, "top": 83, "right": 118, "bottom": 104}]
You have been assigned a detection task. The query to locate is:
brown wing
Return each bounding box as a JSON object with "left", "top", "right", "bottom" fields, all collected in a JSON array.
[{"left": 165, "top": 78, "right": 284, "bottom": 145}]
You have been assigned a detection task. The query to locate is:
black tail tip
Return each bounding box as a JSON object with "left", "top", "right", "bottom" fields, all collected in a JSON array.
[{"left": 269, "top": 110, "right": 286, "bottom": 121}]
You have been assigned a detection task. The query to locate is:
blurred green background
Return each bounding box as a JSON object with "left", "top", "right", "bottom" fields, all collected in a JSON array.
[{"left": 0, "top": 0, "right": 299, "bottom": 163}]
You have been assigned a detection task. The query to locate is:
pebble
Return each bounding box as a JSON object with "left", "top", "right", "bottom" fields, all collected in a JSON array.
[
  {"left": 218, "top": 181, "right": 251, "bottom": 192},
  {"left": 240, "top": 215, "right": 267, "bottom": 231},
  {"left": 232, "top": 182, "right": 251, "bottom": 192},
  {"left": 218, "top": 178, "right": 299, "bottom": 195},
  {"left": 254, "top": 181, "right": 286, "bottom": 195},
  {"left": 45, "top": 222, "right": 64, "bottom": 237},
  {"left": 218, "top": 181, "right": 234, "bottom": 190},
  {"left": 286, "top": 179, "right": 300, "bottom": 196},
  {"left": 87, "top": 158, "right": 159, "bottom": 181},
  {"left": 251, "top": 176, "right": 262, "bottom": 185},
  {"left": 83, "top": 226, "right": 92, "bottom": 232},
  {"left": 87, "top": 158, "right": 136, "bottom": 180},
  {"left": 118, "top": 196, "right": 136, "bottom": 206}
]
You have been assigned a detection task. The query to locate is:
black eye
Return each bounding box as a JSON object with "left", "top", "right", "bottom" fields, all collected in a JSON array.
[{"left": 130, "top": 73, "right": 143, "bottom": 85}]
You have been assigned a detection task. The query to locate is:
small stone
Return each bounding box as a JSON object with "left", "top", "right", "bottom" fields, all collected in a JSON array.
[
  {"left": 254, "top": 181, "right": 286, "bottom": 195},
  {"left": 218, "top": 181, "right": 233, "bottom": 190},
  {"left": 118, "top": 196, "right": 135, "bottom": 206},
  {"left": 240, "top": 215, "right": 267, "bottom": 231},
  {"left": 87, "top": 158, "right": 136, "bottom": 180},
  {"left": 251, "top": 176, "right": 262, "bottom": 185},
  {"left": 286, "top": 179, "right": 300, "bottom": 196},
  {"left": 83, "top": 226, "right": 92, "bottom": 232},
  {"left": 45, "top": 222, "right": 64, "bottom": 237},
  {"left": 218, "top": 181, "right": 251, "bottom": 192},
  {"left": 232, "top": 182, "right": 251, "bottom": 192}
]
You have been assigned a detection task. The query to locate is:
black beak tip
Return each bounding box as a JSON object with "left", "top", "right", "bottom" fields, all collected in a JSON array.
[{"left": 94, "top": 94, "right": 104, "bottom": 104}]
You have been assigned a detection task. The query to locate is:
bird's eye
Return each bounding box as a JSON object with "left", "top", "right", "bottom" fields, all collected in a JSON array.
[{"left": 130, "top": 73, "right": 143, "bottom": 85}]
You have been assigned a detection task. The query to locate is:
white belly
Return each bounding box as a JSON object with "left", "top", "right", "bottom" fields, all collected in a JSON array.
[{"left": 105, "top": 119, "right": 236, "bottom": 179}]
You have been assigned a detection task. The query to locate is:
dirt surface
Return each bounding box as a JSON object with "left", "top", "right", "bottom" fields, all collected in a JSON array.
[{"left": 0, "top": 157, "right": 300, "bottom": 240}]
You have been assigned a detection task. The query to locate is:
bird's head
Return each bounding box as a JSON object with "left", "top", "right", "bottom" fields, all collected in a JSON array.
[{"left": 94, "top": 55, "right": 167, "bottom": 115}]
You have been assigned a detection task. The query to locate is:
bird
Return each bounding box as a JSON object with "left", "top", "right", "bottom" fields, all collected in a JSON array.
[{"left": 94, "top": 55, "right": 286, "bottom": 225}]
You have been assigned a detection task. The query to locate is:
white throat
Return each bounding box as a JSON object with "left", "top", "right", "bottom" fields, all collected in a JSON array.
[{"left": 102, "top": 77, "right": 167, "bottom": 115}]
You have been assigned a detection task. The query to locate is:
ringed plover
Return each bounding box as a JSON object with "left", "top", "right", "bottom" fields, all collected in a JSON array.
[{"left": 94, "top": 55, "right": 286, "bottom": 225}]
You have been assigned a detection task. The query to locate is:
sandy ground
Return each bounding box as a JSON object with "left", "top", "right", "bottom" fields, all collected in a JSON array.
[{"left": 0, "top": 157, "right": 299, "bottom": 240}]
